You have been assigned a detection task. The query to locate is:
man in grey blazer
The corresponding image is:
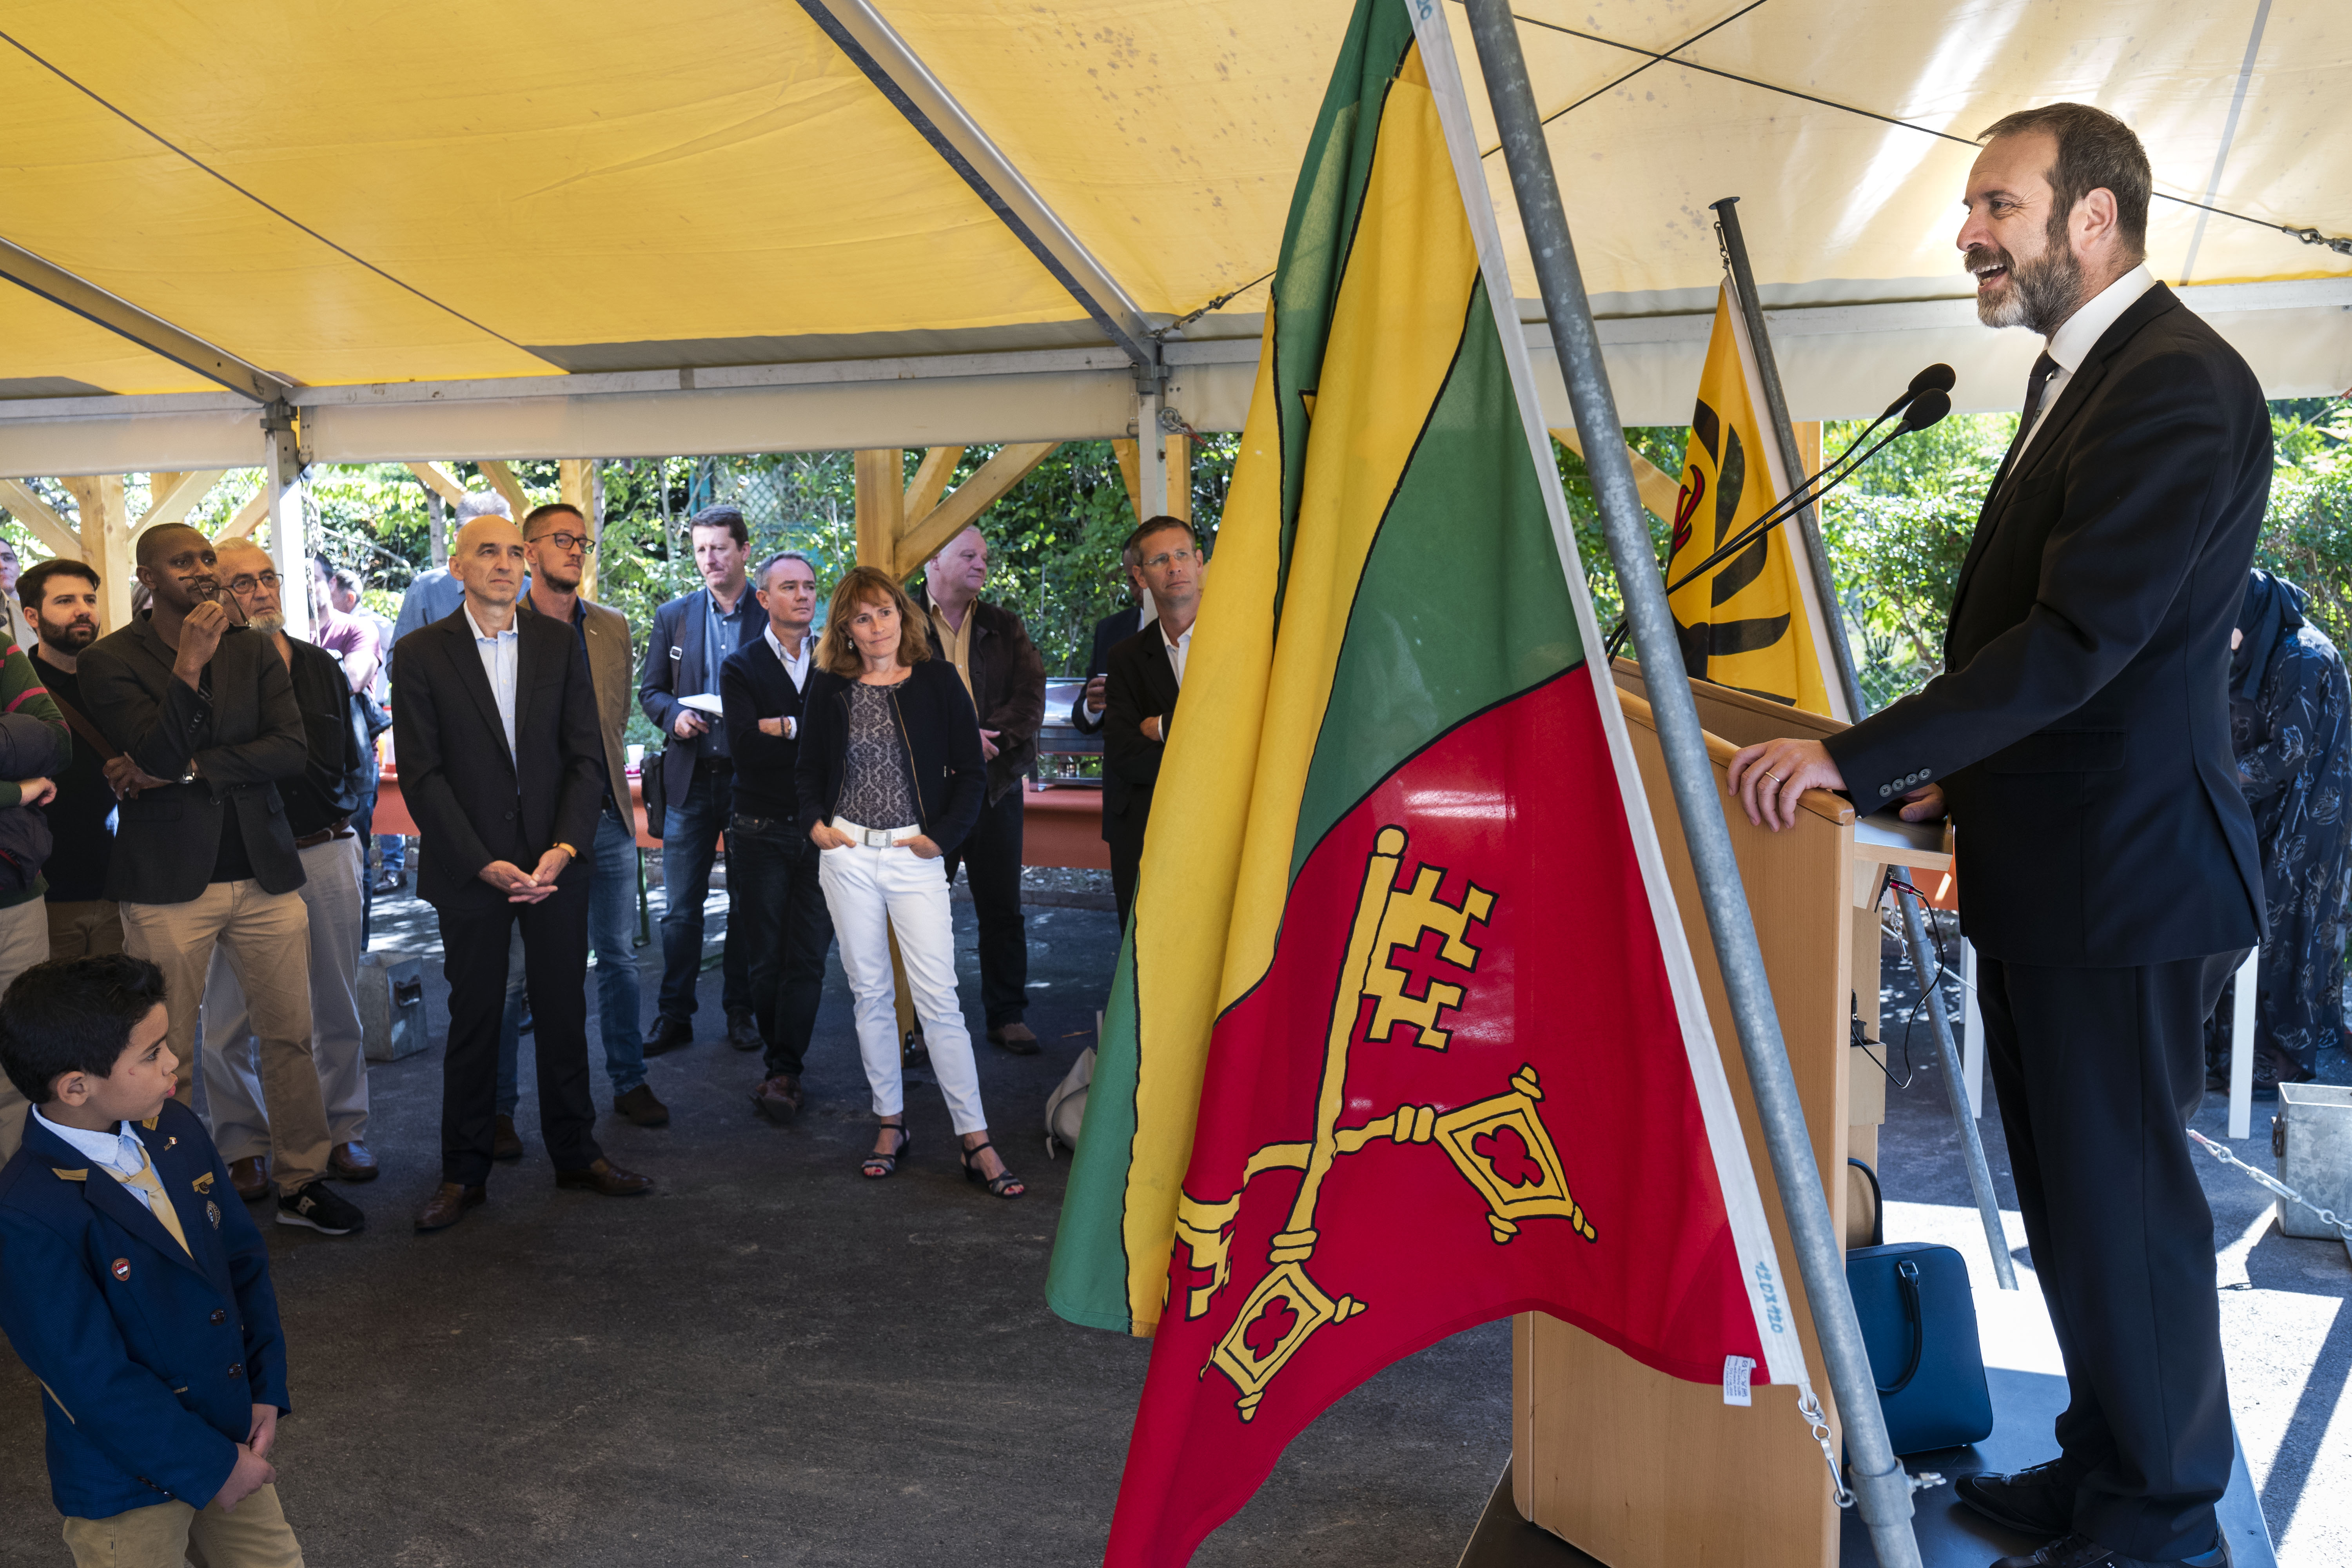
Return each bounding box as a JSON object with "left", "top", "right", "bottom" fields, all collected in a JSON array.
[
  {"left": 78, "top": 524, "right": 363, "bottom": 1236},
  {"left": 503, "top": 503, "right": 664, "bottom": 1131}
]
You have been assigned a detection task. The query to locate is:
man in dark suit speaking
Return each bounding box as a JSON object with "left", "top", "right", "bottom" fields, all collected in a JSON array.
[
  {"left": 393, "top": 514, "right": 654, "bottom": 1233},
  {"left": 1102, "top": 516, "right": 1203, "bottom": 932},
  {"left": 1730, "top": 105, "right": 2264, "bottom": 1568}
]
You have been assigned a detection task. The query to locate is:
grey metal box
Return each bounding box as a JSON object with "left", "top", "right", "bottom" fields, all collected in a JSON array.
[
  {"left": 2273, "top": 1082, "right": 2352, "bottom": 1242},
  {"left": 357, "top": 951, "right": 429, "bottom": 1063}
]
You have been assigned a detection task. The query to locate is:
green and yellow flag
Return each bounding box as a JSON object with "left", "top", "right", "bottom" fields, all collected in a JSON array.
[
  {"left": 1664, "top": 290, "right": 1846, "bottom": 717},
  {"left": 1048, "top": 1, "right": 1806, "bottom": 1560}
]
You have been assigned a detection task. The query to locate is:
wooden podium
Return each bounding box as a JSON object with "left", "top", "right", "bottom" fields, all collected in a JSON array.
[{"left": 1508, "top": 665, "right": 1952, "bottom": 1568}]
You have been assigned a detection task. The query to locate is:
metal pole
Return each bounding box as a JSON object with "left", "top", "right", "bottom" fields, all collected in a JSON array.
[
  {"left": 1715, "top": 199, "right": 2014, "bottom": 1292},
  {"left": 1459, "top": 7, "right": 1921, "bottom": 1563},
  {"left": 1710, "top": 198, "right": 1861, "bottom": 715},
  {"left": 1888, "top": 871, "right": 2017, "bottom": 1289}
]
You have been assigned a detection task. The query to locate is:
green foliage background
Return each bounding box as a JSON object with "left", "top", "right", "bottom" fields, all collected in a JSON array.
[{"left": 3, "top": 400, "right": 2342, "bottom": 733}]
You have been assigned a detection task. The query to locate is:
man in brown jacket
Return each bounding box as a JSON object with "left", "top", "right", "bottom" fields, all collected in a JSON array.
[{"left": 916, "top": 527, "right": 1045, "bottom": 1053}]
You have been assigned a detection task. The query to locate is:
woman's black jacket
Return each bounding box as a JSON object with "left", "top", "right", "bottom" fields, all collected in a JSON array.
[{"left": 795, "top": 661, "right": 988, "bottom": 853}]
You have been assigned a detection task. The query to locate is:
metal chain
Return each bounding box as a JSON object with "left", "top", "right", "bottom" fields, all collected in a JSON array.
[
  {"left": 1797, "top": 1388, "right": 1946, "bottom": 1505},
  {"left": 2187, "top": 1129, "right": 2352, "bottom": 1241}
]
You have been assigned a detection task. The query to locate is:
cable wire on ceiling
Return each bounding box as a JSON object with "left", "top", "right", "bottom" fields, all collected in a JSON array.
[{"left": 1486, "top": 5, "right": 2352, "bottom": 259}]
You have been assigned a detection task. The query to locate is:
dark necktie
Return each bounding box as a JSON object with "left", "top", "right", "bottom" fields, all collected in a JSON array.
[{"left": 1990, "top": 352, "right": 2060, "bottom": 499}]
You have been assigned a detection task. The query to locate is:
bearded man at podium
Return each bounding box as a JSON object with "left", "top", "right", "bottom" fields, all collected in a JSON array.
[{"left": 1727, "top": 105, "right": 2264, "bottom": 1568}]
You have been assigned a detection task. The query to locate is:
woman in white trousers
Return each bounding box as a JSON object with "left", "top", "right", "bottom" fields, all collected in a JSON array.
[{"left": 796, "top": 567, "right": 1024, "bottom": 1198}]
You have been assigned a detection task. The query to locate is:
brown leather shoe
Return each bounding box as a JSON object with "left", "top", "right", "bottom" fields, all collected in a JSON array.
[
  {"left": 987, "top": 1022, "right": 1040, "bottom": 1056},
  {"left": 229, "top": 1156, "right": 270, "bottom": 1202},
  {"left": 492, "top": 1114, "right": 524, "bottom": 1161},
  {"left": 613, "top": 1083, "right": 670, "bottom": 1128},
  {"left": 414, "top": 1181, "right": 486, "bottom": 1233},
  {"left": 555, "top": 1158, "right": 654, "bottom": 1196},
  {"left": 329, "top": 1142, "right": 380, "bottom": 1182},
  {"left": 749, "top": 1073, "right": 804, "bottom": 1125}
]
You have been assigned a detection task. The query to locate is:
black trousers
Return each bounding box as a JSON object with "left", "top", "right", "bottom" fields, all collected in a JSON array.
[
  {"left": 1977, "top": 950, "right": 2243, "bottom": 1561},
  {"left": 1109, "top": 834, "right": 1141, "bottom": 935},
  {"left": 943, "top": 786, "right": 1027, "bottom": 1029},
  {"left": 437, "top": 879, "right": 601, "bottom": 1186},
  {"left": 730, "top": 812, "right": 834, "bottom": 1078}
]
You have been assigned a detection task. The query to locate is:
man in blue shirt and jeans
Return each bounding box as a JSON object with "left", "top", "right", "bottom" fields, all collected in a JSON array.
[{"left": 638, "top": 505, "right": 762, "bottom": 1056}]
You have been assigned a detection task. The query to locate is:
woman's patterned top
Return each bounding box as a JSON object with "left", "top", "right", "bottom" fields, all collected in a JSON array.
[{"left": 838, "top": 680, "right": 919, "bottom": 830}]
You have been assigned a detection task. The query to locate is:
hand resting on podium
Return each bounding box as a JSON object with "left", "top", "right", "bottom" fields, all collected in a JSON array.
[{"left": 1725, "top": 737, "right": 1945, "bottom": 832}]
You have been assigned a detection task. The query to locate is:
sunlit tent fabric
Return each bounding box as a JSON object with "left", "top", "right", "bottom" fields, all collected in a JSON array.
[
  {"left": 1049, "top": 5, "right": 1808, "bottom": 1557},
  {"left": 0, "top": 0, "right": 2344, "bottom": 477}
]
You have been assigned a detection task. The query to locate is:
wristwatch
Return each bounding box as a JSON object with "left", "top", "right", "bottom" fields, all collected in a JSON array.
[{"left": 552, "top": 842, "right": 579, "bottom": 861}]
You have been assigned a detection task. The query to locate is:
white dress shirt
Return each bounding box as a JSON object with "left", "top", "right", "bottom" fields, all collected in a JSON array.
[
  {"left": 31, "top": 1109, "right": 155, "bottom": 1211},
  {"left": 2018, "top": 263, "right": 2157, "bottom": 459},
  {"left": 1161, "top": 619, "right": 1194, "bottom": 688},
  {"left": 463, "top": 602, "right": 521, "bottom": 758},
  {"left": 764, "top": 623, "right": 809, "bottom": 737}
]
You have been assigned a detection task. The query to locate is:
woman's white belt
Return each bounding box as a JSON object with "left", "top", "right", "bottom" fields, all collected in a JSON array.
[{"left": 832, "top": 815, "right": 919, "bottom": 848}]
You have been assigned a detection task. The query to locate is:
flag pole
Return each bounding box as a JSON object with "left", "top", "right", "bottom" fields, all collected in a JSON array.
[
  {"left": 1456, "top": 6, "right": 1925, "bottom": 1565},
  {"left": 1710, "top": 197, "right": 1864, "bottom": 717},
  {"left": 1715, "top": 199, "right": 2018, "bottom": 1291}
]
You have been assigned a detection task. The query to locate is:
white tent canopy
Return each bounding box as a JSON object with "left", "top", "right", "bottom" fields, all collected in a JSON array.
[{"left": 0, "top": 0, "right": 2345, "bottom": 481}]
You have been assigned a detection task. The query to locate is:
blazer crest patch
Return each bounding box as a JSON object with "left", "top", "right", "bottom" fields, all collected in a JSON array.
[
  {"left": 110, "top": 1258, "right": 131, "bottom": 1281},
  {"left": 207, "top": 1200, "right": 222, "bottom": 1230}
]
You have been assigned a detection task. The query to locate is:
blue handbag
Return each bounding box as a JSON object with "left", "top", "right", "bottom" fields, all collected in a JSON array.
[{"left": 1845, "top": 1161, "right": 1995, "bottom": 1455}]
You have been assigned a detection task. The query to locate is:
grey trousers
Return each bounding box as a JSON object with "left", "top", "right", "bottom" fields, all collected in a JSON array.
[{"left": 202, "top": 837, "right": 371, "bottom": 1158}]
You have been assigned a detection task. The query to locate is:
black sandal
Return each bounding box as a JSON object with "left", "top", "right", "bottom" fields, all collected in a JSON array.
[
  {"left": 960, "top": 1138, "right": 1026, "bottom": 1199},
  {"left": 863, "top": 1122, "right": 910, "bottom": 1179}
]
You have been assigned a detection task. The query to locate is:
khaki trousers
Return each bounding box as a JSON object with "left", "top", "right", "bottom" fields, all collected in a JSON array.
[
  {"left": 202, "top": 839, "right": 370, "bottom": 1156},
  {"left": 62, "top": 1483, "right": 304, "bottom": 1568},
  {"left": 121, "top": 882, "right": 329, "bottom": 1193},
  {"left": 0, "top": 896, "right": 53, "bottom": 1160},
  {"left": 47, "top": 898, "right": 127, "bottom": 960}
]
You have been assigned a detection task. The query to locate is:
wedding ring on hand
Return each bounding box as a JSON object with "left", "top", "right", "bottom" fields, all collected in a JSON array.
[{"left": 1765, "top": 769, "right": 1785, "bottom": 782}]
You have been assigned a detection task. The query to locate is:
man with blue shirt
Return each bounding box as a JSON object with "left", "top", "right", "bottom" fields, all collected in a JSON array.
[
  {"left": 392, "top": 512, "right": 652, "bottom": 1233},
  {"left": 637, "top": 504, "right": 762, "bottom": 1057}
]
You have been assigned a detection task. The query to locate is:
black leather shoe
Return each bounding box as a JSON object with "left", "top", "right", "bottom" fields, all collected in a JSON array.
[
  {"left": 726, "top": 1011, "right": 764, "bottom": 1052},
  {"left": 555, "top": 1158, "right": 655, "bottom": 1196},
  {"left": 614, "top": 1083, "right": 670, "bottom": 1128},
  {"left": 642, "top": 1016, "right": 693, "bottom": 1056},
  {"left": 415, "top": 1182, "right": 486, "bottom": 1232},
  {"left": 1958, "top": 1459, "right": 2080, "bottom": 1540},
  {"left": 1990, "top": 1533, "right": 2223, "bottom": 1568}
]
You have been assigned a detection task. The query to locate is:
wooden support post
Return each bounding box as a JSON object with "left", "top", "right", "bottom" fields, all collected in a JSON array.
[
  {"left": 222, "top": 485, "right": 274, "bottom": 540},
  {"left": 1112, "top": 439, "right": 1143, "bottom": 526},
  {"left": 62, "top": 477, "right": 133, "bottom": 633},
  {"left": 902, "top": 446, "right": 965, "bottom": 525},
  {"left": 1166, "top": 433, "right": 1192, "bottom": 524},
  {"left": 854, "top": 449, "right": 905, "bottom": 570},
  {"left": 560, "top": 459, "right": 599, "bottom": 599},
  {"left": 475, "top": 460, "right": 532, "bottom": 522},
  {"left": 405, "top": 461, "right": 468, "bottom": 508},
  {"left": 0, "top": 479, "right": 86, "bottom": 564},
  {"left": 891, "top": 442, "right": 1058, "bottom": 580},
  {"left": 139, "top": 470, "right": 229, "bottom": 539}
]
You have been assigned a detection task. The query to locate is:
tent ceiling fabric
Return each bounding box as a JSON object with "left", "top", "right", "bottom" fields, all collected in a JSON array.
[{"left": 0, "top": 0, "right": 2344, "bottom": 471}]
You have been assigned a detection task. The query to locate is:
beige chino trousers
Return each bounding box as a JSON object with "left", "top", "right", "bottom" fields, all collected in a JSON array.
[
  {"left": 120, "top": 880, "right": 329, "bottom": 1193},
  {"left": 62, "top": 1483, "right": 304, "bottom": 1568}
]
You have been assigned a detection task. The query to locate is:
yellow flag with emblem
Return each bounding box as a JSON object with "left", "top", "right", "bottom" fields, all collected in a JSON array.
[{"left": 1663, "top": 289, "right": 1842, "bottom": 717}]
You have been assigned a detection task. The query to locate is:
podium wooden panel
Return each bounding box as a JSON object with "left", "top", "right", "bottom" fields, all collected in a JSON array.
[{"left": 1510, "top": 668, "right": 1858, "bottom": 1568}]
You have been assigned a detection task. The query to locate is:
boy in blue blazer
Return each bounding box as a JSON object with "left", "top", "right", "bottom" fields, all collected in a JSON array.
[{"left": 0, "top": 954, "right": 305, "bottom": 1566}]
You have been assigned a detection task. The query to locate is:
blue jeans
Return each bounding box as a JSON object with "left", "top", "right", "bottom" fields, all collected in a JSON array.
[
  {"left": 376, "top": 834, "right": 405, "bottom": 875},
  {"left": 655, "top": 761, "right": 750, "bottom": 1023},
  {"left": 498, "top": 807, "right": 648, "bottom": 1112}
]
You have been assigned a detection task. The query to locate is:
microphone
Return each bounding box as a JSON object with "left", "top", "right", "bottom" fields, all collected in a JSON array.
[
  {"left": 1878, "top": 363, "right": 1955, "bottom": 421},
  {"left": 1601, "top": 367, "right": 1958, "bottom": 659}
]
